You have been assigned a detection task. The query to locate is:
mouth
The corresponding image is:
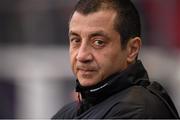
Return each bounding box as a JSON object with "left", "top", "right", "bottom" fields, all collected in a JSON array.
[
  {"left": 78, "top": 68, "right": 96, "bottom": 72},
  {"left": 77, "top": 68, "right": 97, "bottom": 75}
]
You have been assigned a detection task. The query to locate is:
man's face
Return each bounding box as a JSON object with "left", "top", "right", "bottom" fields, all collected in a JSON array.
[{"left": 69, "top": 10, "right": 128, "bottom": 87}]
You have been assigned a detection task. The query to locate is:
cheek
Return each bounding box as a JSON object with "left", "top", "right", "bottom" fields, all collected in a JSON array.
[
  {"left": 95, "top": 53, "right": 114, "bottom": 75},
  {"left": 96, "top": 49, "right": 125, "bottom": 77},
  {"left": 69, "top": 50, "right": 77, "bottom": 73}
]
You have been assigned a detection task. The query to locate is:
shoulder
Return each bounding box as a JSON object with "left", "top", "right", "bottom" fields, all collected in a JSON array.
[
  {"left": 104, "top": 86, "right": 173, "bottom": 118},
  {"left": 52, "top": 101, "right": 78, "bottom": 119}
]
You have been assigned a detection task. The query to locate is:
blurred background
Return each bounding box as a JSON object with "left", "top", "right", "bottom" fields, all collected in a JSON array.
[{"left": 0, "top": 0, "right": 180, "bottom": 118}]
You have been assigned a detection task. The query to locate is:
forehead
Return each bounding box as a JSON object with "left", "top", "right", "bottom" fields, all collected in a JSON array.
[{"left": 69, "top": 10, "right": 117, "bottom": 33}]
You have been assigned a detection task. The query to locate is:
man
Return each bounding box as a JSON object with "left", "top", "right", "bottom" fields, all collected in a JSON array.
[{"left": 52, "top": 0, "right": 179, "bottom": 119}]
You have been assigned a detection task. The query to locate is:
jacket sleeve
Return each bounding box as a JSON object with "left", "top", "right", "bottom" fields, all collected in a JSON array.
[
  {"left": 52, "top": 102, "right": 78, "bottom": 119},
  {"left": 104, "top": 86, "right": 175, "bottom": 119}
]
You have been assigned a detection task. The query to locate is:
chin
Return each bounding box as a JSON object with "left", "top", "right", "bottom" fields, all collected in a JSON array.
[{"left": 79, "top": 78, "right": 98, "bottom": 87}]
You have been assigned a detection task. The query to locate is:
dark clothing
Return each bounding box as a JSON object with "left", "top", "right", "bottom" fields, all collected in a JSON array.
[{"left": 52, "top": 60, "right": 179, "bottom": 119}]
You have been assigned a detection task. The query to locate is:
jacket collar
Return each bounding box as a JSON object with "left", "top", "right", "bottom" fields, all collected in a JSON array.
[{"left": 76, "top": 60, "right": 150, "bottom": 105}]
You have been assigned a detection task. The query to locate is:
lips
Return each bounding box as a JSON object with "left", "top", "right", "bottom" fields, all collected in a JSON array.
[
  {"left": 78, "top": 70, "right": 96, "bottom": 78},
  {"left": 78, "top": 68, "right": 96, "bottom": 73},
  {"left": 77, "top": 66, "right": 97, "bottom": 75}
]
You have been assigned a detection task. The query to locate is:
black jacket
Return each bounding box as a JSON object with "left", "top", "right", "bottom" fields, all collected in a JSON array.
[{"left": 52, "top": 60, "right": 179, "bottom": 119}]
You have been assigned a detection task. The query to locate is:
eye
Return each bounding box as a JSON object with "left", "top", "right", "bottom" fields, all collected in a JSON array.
[
  {"left": 70, "top": 38, "right": 81, "bottom": 45},
  {"left": 93, "top": 39, "right": 105, "bottom": 47}
]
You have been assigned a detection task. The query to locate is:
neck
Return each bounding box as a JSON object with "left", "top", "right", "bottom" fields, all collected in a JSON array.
[{"left": 76, "top": 60, "right": 149, "bottom": 105}]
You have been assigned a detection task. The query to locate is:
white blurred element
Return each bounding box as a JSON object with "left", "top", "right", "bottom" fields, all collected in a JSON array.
[
  {"left": 172, "top": 57, "right": 180, "bottom": 114},
  {"left": 0, "top": 46, "right": 73, "bottom": 118},
  {"left": 140, "top": 47, "right": 180, "bottom": 114},
  {"left": 16, "top": 70, "right": 46, "bottom": 118},
  {"left": 140, "top": 47, "right": 178, "bottom": 81}
]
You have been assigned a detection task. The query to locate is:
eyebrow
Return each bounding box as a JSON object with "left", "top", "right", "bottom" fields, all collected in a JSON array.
[
  {"left": 69, "top": 31, "right": 79, "bottom": 37},
  {"left": 69, "top": 30, "right": 110, "bottom": 40},
  {"left": 89, "top": 31, "right": 110, "bottom": 40}
]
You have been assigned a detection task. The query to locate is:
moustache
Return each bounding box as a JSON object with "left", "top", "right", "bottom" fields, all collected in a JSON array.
[{"left": 76, "top": 64, "right": 98, "bottom": 71}]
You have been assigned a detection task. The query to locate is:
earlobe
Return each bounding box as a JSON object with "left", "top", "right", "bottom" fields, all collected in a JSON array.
[{"left": 126, "top": 37, "right": 142, "bottom": 63}]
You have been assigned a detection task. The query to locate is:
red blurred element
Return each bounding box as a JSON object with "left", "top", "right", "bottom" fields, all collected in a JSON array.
[
  {"left": 141, "top": 0, "right": 180, "bottom": 49},
  {"left": 175, "top": 0, "right": 180, "bottom": 48}
]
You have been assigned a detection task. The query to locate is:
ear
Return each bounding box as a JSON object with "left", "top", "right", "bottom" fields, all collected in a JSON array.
[{"left": 126, "top": 37, "right": 142, "bottom": 64}]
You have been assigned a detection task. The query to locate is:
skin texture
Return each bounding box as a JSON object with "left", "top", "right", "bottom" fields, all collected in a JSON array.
[{"left": 69, "top": 9, "right": 141, "bottom": 87}]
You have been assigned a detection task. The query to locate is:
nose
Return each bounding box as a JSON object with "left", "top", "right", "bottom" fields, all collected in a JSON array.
[{"left": 76, "top": 43, "right": 93, "bottom": 63}]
